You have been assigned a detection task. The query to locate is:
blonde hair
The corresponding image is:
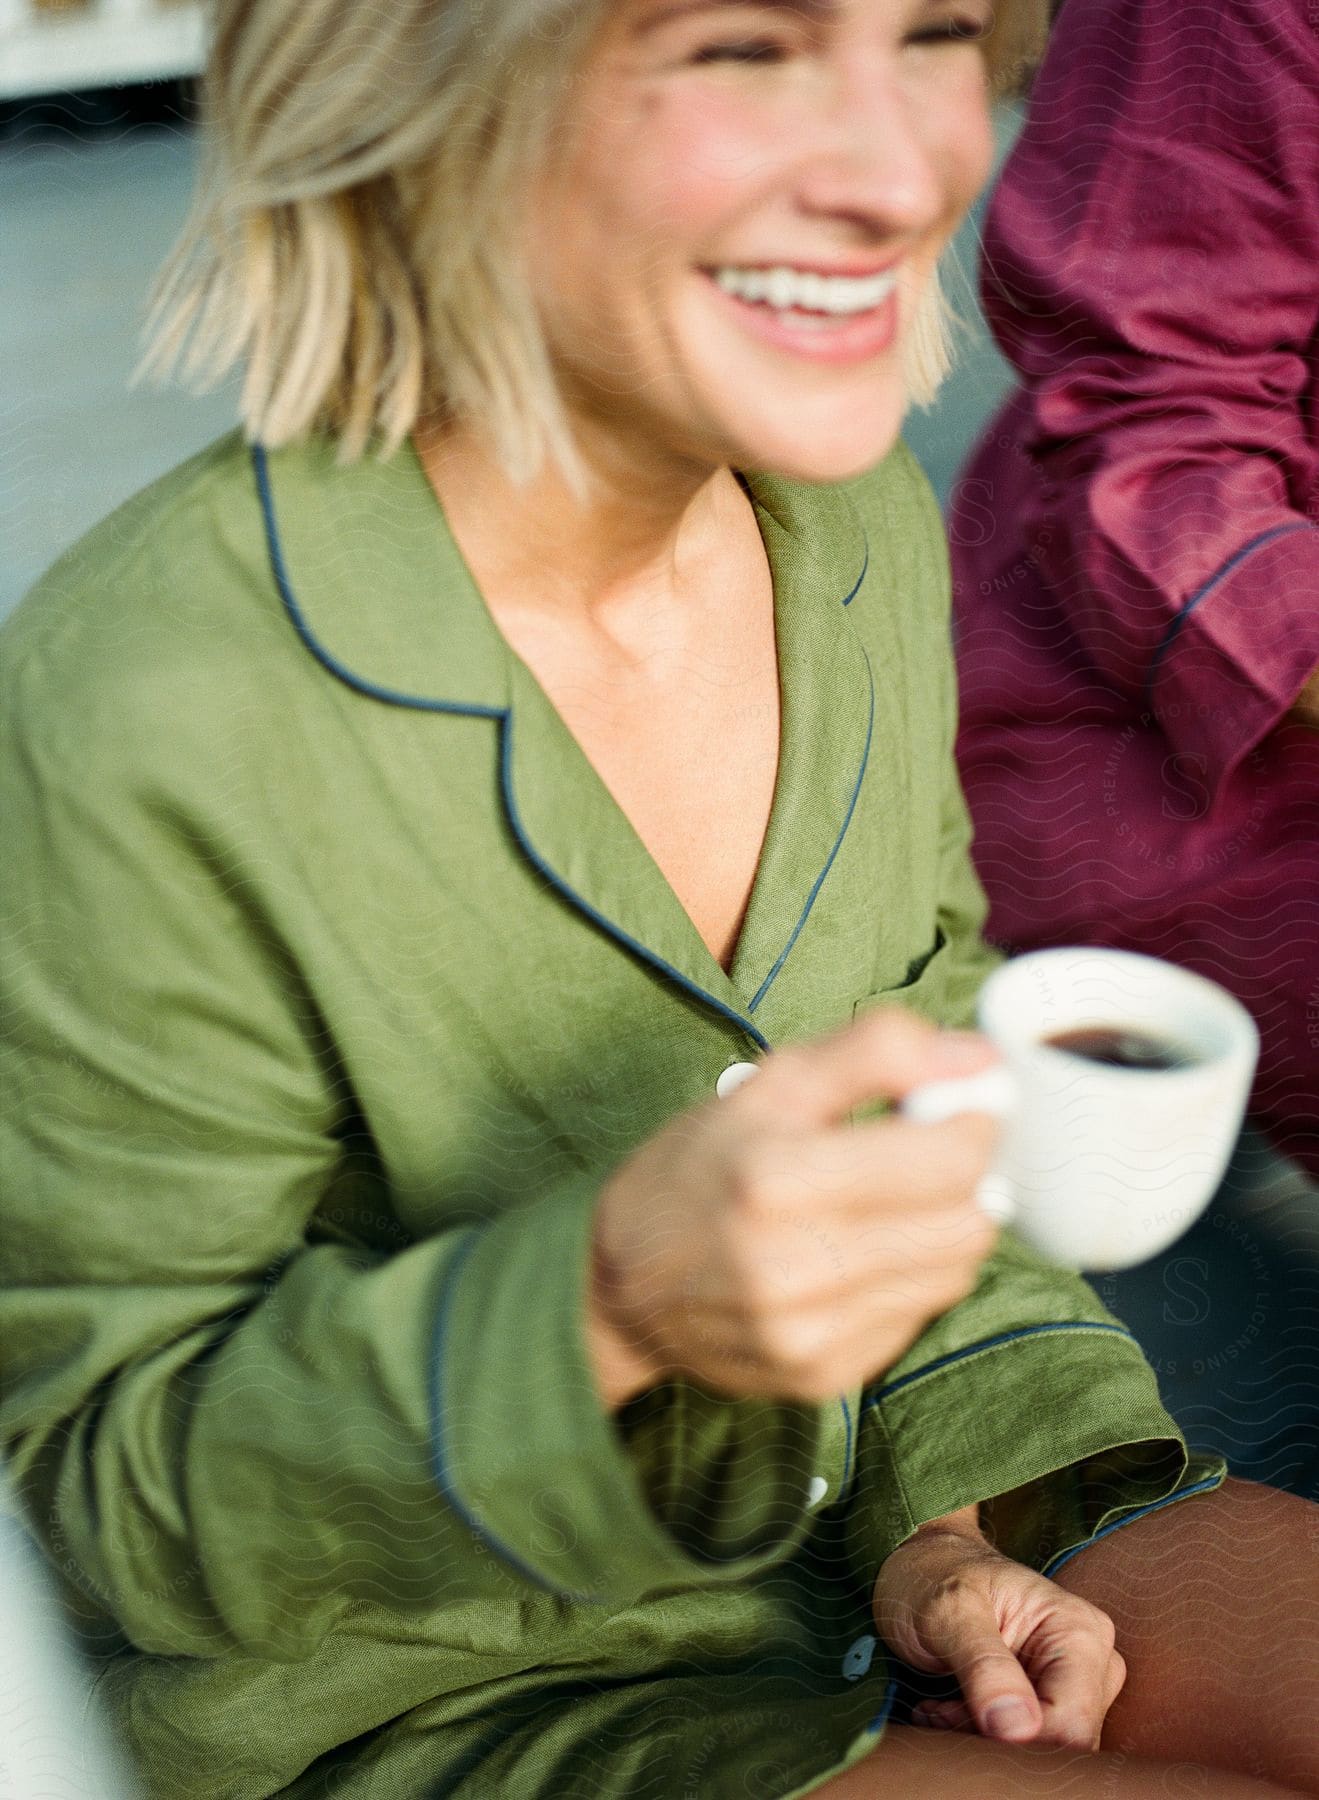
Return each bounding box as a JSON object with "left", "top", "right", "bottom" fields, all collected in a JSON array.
[{"left": 138, "top": 0, "right": 1049, "bottom": 485}]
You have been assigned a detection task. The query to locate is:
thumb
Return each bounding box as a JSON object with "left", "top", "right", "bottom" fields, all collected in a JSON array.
[
  {"left": 933, "top": 1596, "right": 1042, "bottom": 1745},
  {"left": 742, "top": 1008, "right": 999, "bottom": 1131}
]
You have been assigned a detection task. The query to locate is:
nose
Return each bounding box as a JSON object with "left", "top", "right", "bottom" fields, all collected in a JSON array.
[{"left": 795, "top": 60, "right": 950, "bottom": 242}]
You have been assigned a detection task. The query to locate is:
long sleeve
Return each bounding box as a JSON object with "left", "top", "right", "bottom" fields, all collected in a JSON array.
[
  {"left": 0, "top": 597, "right": 824, "bottom": 1665},
  {"left": 977, "top": 0, "right": 1319, "bottom": 792},
  {"left": 841, "top": 1228, "right": 1226, "bottom": 1582},
  {"left": 844, "top": 457, "right": 1226, "bottom": 1585}
]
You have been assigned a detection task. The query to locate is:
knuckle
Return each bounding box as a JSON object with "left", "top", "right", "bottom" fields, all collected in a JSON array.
[{"left": 1063, "top": 1594, "right": 1117, "bottom": 1650}]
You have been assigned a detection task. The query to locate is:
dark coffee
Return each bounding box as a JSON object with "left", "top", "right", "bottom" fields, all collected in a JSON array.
[{"left": 1044, "top": 1025, "right": 1199, "bottom": 1071}]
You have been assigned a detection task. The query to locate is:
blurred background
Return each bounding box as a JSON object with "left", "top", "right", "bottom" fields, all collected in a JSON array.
[{"left": 1, "top": 6, "right": 1317, "bottom": 1789}]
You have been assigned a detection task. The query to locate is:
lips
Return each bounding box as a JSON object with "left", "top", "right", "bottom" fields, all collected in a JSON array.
[
  {"left": 712, "top": 263, "right": 899, "bottom": 316},
  {"left": 700, "top": 268, "right": 901, "bottom": 366}
]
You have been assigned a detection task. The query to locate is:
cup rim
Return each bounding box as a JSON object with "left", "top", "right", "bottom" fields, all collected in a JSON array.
[{"left": 978, "top": 946, "right": 1259, "bottom": 1073}]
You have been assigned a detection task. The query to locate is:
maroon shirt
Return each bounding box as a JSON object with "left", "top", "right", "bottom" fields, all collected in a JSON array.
[{"left": 951, "top": 0, "right": 1319, "bottom": 1176}]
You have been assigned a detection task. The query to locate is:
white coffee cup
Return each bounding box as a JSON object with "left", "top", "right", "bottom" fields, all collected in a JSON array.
[{"left": 901, "top": 947, "right": 1259, "bottom": 1270}]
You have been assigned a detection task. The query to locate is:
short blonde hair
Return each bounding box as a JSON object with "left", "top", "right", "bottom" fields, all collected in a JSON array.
[{"left": 138, "top": 0, "right": 1048, "bottom": 485}]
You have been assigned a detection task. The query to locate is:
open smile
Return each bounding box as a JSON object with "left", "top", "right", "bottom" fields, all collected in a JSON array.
[{"left": 699, "top": 262, "right": 902, "bottom": 365}]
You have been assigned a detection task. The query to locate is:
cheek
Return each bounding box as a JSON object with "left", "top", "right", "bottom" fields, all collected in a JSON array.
[
  {"left": 910, "top": 61, "right": 993, "bottom": 228},
  {"left": 601, "top": 88, "right": 785, "bottom": 247},
  {"left": 931, "top": 69, "right": 995, "bottom": 218}
]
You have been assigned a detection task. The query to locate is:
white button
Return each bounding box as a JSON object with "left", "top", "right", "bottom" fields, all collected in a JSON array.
[
  {"left": 841, "top": 1634, "right": 877, "bottom": 1682},
  {"left": 807, "top": 1476, "right": 830, "bottom": 1508},
  {"left": 716, "top": 1061, "right": 759, "bottom": 1099}
]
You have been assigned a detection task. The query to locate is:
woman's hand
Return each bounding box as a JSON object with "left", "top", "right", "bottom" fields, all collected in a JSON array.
[
  {"left": 873, "top": 1508, "right": 1127, "bottom": 1751},
  {"left": 586, "top": 1009, "right": 1005, "bottom": 1408}
]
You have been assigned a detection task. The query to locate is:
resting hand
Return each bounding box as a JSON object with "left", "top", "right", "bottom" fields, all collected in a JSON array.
[{"left": 873, "top": 1508, "right": 1126, "bottom": 1751}]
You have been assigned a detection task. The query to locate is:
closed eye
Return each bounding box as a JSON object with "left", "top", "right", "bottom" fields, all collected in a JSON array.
[
  {"left": 908, "top": 13, "right": 990, "bottom": 43},
  {"left": 690, "top": 37, "right": 790, "bottom": 62}
]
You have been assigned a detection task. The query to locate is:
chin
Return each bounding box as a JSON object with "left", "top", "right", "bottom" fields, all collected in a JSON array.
[{"left": 727, "top": 402, "right": 909, "bottom": 486}]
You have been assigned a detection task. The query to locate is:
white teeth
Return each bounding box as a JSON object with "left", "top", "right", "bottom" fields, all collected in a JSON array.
[
  {"left": 712, "top": 262, "right": 897, "bottom": 315},
  {"left": 766, "top": 267, "right": 796, "bottom": 309}
]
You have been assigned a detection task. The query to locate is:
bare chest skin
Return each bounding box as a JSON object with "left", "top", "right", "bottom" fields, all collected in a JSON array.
[{"left": 488, "top": 522, "right": 780, "bottom": 975}]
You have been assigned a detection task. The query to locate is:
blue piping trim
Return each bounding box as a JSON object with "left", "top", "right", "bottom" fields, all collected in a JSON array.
[
  {"left": 838, "top": 1394, "right": 855, "bottom": 1500},
  {"left": 427, "top": 1230, "right": 591, "bottom": 1597},
  {"left": 252, "top": 442, "right": 768, "bottom": 1050},
  {"left": 867, "top": 1321, "right": 1135, "bottom": 1405},
  {"left": 747, "top": 650, "right": 875, "bottom": 1015},
  {"left": 252, "top": 443, "right": 503, "bottom": 720},
  {"left": 865, "top": 1673, "right": 900, "bottom": 1735},
  {"left": 1142, "top": 520, "right": 1313, "bottom": 710},
  {"left": 499, "top": 715, "right": 771, "bottom": 1053},
  {"left": 1041, "top": 1472, "right": 1224, "bottom": 1580},
  {"left": 841, "top": 539, "right": 870, "bottom": 608}
]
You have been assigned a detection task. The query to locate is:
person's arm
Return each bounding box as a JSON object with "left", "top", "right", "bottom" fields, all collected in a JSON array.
[
  {"left": 976, "top": 0, "right": 1319, "bottom": 789},
  {"left": 0, "top": 624, "right": 827, "bottom": 1664},
  {"left": 842, "top": 463, "right": 1226, "bottom": 1594}
]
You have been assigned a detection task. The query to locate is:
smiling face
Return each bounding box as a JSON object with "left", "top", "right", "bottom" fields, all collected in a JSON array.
[{"left": 523, "top": 0, "right": 996, "bottom": 486}]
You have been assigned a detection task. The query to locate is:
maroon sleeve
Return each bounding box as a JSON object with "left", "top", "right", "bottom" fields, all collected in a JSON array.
[{"left": 980, "top": 0, "right": 1319, "bottom": 791}]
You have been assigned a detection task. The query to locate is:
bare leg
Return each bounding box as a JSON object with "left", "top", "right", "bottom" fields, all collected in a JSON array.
[
  {"left": 806, "top": 1476, "right": 1319, "bottom": 1799},
  {"left": 810, "top": 1725, "right": 1304, "bottom": 1797},
  {"left": 1050, "top": 1477, "right": 1319, "bottom": 1795}
]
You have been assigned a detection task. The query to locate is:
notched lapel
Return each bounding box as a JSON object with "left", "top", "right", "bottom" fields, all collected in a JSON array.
[
  {"left": 252, "top": 433, "right": 882, "bottom": 1045},
  {"left": 252, "top": 435, "right": 509, "bottom": 715},
  {"left": 728, "top": 474, "right": 875, "bottom": 1016},
  {"left": 499, "top": 652, "right": 754, "bottom": 1026}
]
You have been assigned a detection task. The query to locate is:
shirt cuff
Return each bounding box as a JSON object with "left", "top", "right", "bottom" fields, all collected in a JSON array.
[
  {"left": 1146, "top": 521, "right": 1319, "bottom": 791},
  {"left": 428, "top": 1173, "right": 826, "bottom": 1606},
  {"left": 842, "top": 1277, "right": 1227, "bottom": 1581}
]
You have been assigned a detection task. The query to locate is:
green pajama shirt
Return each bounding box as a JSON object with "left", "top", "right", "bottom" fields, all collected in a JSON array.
[{"left": 0, "top": 428, "right": 1224, "bottom": 1799}]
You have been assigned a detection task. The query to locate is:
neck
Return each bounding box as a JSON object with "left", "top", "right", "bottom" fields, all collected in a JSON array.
[{"left": 412, "top": 411, "right": 751, "bottom": 625}]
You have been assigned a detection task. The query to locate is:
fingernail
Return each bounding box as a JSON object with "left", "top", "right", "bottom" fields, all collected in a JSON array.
[{"left": 984, "top": 1699, "right": 1034, "bottom": 1740}]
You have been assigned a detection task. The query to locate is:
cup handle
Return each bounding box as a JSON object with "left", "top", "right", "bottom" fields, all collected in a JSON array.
[{"left": 900, "top": 1066, "right": 1019, "bottom": 1224}]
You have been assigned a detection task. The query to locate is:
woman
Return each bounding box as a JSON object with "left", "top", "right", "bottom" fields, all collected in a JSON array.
[
  {"left": 950, "top": 0, "right": 1319, "bottom": 1182},
  {"left": 0, "top": 2, "right": 1315, "bottom": 1797}
]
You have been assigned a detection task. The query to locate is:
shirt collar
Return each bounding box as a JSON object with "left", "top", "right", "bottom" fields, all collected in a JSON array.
[{"left": 253, "top": 434, "right": 875, "bottom": 1025}]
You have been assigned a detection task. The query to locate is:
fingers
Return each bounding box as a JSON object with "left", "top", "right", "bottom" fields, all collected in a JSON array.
[
  {"left": 932, "top": 1595, "right": 1044, "bottom": 1744},
  {"left": 789, "top": 1113, "right": 1005, "bottom": 1220},
  {"left": 735, "top": 1006, "right": 1001, "bottom": 1130},
  {"left": 1025, "top": 1611, "right": 1124, "bottom": 1751}
]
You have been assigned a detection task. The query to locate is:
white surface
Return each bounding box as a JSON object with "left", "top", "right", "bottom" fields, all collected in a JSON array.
[
  {"left": 0, "top": 1504, "right": 135, "bottom": 1797},
  {"left": 900, "top": 1065, "right": 1016, "bottom": 1126},
  {"left": 971, "top": 948, "right": 1260, "bottom": 1270},
  {"left": 0, "top": 2, "right": 207, "bottom": 101},
  {"left": 715, "top": 1060, "right": 760, "bottom": 1098}
]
